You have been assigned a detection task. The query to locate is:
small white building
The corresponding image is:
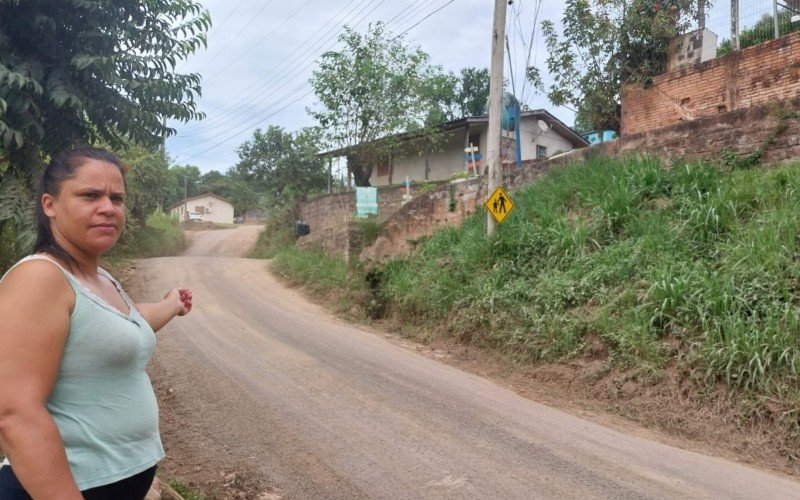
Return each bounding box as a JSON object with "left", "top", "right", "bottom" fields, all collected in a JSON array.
[
  {"left": 170, "top": 193, "right": 234, "bottom": 224},
  {"left": 321, "top": 110, "right": 590, "bottom": 187}
]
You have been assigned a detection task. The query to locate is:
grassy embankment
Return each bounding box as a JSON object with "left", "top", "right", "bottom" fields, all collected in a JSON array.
[
  {"left": 254, "top": 155, "right": 800, "bottom": 446},
  {"left": 108, "top": 211, "right": 186, "bottom": 260}
]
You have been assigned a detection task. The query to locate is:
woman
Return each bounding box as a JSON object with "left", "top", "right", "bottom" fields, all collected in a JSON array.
[{"left": 0, "top": 147, "right": 192, "bottom": 499}]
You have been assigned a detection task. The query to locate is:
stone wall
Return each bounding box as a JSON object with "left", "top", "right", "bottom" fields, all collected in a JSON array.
[
  {"left": 296, "top": 182, "right": 446, "bottom": 258},
  {"left": 361, "top": 157, "right": 571, "bottom": 263},
  {"left": 362, "top": 98, "right": 800, "bottom": 264},
  {"left": 621, "top": 31, "right": 800, "bottom": 136}
]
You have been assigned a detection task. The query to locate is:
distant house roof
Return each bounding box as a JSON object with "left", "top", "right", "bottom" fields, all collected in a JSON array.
[
  {"left": 318, "top": 109, "right": 589, "bottom": 157},
  {"left": 169, "top": 192, "right": 232, "bottom": 210}
]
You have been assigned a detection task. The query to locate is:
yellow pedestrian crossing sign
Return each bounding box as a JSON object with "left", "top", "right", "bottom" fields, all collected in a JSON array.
[{"left": 485, "top": 186, "right": 514, "bottom": 224}]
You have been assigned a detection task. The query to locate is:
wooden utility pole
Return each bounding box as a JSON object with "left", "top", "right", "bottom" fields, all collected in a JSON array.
[
  {"left": 327, "top": 157, "right": 332, "bottom": 194},
  {"left": 486, "top": 0, "right": 507, "bottom": 237},
  {"left": 731, "top": 0, "right": 740, "bottom": 51}
]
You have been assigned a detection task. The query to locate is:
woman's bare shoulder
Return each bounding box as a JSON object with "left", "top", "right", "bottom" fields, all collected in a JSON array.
[{"left": 0, "top": 257, "right": 75, "bottom": 308}]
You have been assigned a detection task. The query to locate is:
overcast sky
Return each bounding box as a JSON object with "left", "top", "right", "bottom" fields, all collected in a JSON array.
[
  {"left": 165, "top": 0, "right": 761, "bottom": 174},
  {"left": 165, "top": 0, "right": 574, "bottom": 174}
]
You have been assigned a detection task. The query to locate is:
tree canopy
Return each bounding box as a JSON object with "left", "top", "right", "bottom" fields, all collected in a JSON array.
[
  {"left": 309, "top": 22, "right": 445, "bottom": 186},
  {"left": 530, "top": 0, "right": 700, "bottom": 134},
  {"left": 0, "top": 0, "right": 209, "bottom": 255},
  {"left": 232, "top": 126, "right": 328, "bottom": 206},
  {"left": 0, "top": 0, "right": 209, "bottom": 171}
]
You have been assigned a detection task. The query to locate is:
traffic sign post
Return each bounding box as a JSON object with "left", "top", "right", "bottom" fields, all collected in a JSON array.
[{"left": 484, "top": 186, "right": 514, "bottom": 224}]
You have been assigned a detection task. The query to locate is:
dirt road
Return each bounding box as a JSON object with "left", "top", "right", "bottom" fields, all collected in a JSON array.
[{"left": 137, "top": 226, "right": 800, "bottom": 498}]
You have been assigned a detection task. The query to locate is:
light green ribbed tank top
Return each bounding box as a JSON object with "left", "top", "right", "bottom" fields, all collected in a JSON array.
[{"left": 1, "top": 255, "right": 164, "bottom": 490}]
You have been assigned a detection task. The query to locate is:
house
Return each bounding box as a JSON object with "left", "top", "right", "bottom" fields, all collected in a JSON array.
[
  {"left": 321, "top": 110, "right": 589, "bottom": 187},
  {"left": 581, "top": 130, "right": 619, "bottom": 145},
  {"left": 170, "top": 193, "right": 234, "bottom": 224}
]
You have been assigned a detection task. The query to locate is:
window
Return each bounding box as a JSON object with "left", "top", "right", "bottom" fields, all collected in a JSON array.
[
  {"left": 195, "top": 205, "right": 205, "bottom": 214},
  {"left": 377, "top": 162, "right": 389, "bottom": 177},
  {"left": 468, "top": 133, "right": 480, "bottom": 151},
  {"left": 536, "top": 145, "right": 547, "bottom": 159}
]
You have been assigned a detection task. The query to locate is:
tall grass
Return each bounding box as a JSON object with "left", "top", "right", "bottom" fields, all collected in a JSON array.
[
  {"left": 111, "top": 211, "right": 185, "bottom": 258},
  {"left": 378, "top": 155, "right": 800, "bottom": 402}
]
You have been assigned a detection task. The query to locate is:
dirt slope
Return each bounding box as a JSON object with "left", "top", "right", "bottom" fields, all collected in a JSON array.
[{"left": 133, "top": 227, "right": 800, "bottom": 498}]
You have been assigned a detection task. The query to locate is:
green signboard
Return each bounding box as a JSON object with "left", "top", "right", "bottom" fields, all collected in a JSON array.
[{"left": 356, "top": 187, "right": 378, "bottom": 218}]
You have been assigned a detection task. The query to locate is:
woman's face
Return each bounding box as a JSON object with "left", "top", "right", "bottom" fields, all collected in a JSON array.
[{"left": 42, "top": 159, "right": 126, "bottom": 258}]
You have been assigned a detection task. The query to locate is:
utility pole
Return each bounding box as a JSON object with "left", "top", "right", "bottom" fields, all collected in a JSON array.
[
  {"left": 486, "top": 0, "right": 507, "bottom": 237},
  {"left": 774, "top": 0, "right": 780, "bottom": 39},
  {"left": 183, "top": 175, "right": 188, "bottom": 221},
  {"left": 731, "top": 0, "right": 740, "bottom": 52}
]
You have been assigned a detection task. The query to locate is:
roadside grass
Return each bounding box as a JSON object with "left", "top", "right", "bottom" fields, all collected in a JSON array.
[
  {"left": 111, "top": 211, "right": 186, "bottom": 258},
  {"left": 377, "top": 155, "right": 800, "bottom": 435},
  {"left": 270, "top": 246, "right": 372, "bottom": 318},
  {"left": 254, "top": 155, "right": 800, "bottom": 442},
  {"left": 249, "top": 206, "right": 296, "bottom": 259}
]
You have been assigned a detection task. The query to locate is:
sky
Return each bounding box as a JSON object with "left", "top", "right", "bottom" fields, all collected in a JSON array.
[
  {"left": 164, "top": 0, "right": 770, "bottom": 174},
  {"left": 166, "top": 0, "right": 572, "bottom": 174}
]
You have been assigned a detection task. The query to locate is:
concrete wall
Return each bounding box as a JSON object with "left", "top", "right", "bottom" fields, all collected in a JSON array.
[
  {"left": 362, "top": 98, "right": 800, "bottom": 264},
  {"left": 296, "top": 183, "right": 446, "bottom": 258},
  {"left": 621, "top": 31, "right": 800, "bottom": 136}
]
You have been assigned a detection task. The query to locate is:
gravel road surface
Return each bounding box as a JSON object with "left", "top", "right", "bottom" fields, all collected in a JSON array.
[{"left": 138, "top": 226, "right": 800, "bottom": 499}]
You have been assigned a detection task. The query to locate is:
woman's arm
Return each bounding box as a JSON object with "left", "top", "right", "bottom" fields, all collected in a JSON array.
[
  {"left": 136, "top": 287, "right": 192, "bottom": 332},
  {"left": 0, "top": 261, "right": 82, "bottom": 499}
]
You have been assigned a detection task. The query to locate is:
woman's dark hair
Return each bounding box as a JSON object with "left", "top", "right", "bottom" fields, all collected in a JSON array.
[{"left": 33, "top": 146, "right": 126, "bottom": 267}]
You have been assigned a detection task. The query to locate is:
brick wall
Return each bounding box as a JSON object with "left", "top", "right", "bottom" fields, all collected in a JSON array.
[
  {"left": 622, "top": 31, "right": 800, "bottom": 135},
  {"left": 362, "top": 98, "right": 800, "bottom": 264}
]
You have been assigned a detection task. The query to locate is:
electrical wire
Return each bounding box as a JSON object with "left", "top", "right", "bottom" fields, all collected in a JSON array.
[
  {"left": 179, "top": 0, "right": 387, "bottom": 140},
  {"left": 393, "top": 0, "right": 456, "bottom": 39},
  {"left": 175, "top": 0, "right": 457, "bottom": 159},
  {"left": 206, "top": 0, "right": 319, "bottom": 80},
  {"left": 192, "top": 0, "right": 370, "bottom": 127},
  {"left": 175, "top": 0, "right": 393, "bottom": 146},
  {"left": 195, "top": 0, "right": 277, "bottom": 73},
  {"left": 208, "top": 0, "right": 247, "bottom": 36}
]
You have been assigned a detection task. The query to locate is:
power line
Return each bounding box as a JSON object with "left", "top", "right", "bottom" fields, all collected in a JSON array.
[
  {"left": 393, "top": 0, "right": 456, "bottom": 39},
  {"left": 206, "top": 0, "right": 320, "bottom": 80},
  {"left": 193, "top": 0, "right": 376, "bottom": 129},
  {"left": 208, "top": 0, "right": 247, "bottom": 36},
  {"left": 175, "top": 1, "right": 456, "bottom": 159},
  {"left": 195, "top": 0, "right": 277, "bottom": 73},
  {"left": 180, "top": 86, "right": 315, "bottom": 161},
  {"left": 386, "top": 0, "right": 430, "bottom": 31},
  {"left": 519, "top": 0, "right": 543, "bottom": 105},
  {"left": 180, "top": 0, "right": 386, "bottom": 140},
  {"left": 384, "top": 0, "right": 427, "bottom": 26}
]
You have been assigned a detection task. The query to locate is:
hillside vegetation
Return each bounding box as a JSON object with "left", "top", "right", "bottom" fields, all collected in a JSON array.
[{"left": 265, "top": 155, "right": 800, "bottom": 446}]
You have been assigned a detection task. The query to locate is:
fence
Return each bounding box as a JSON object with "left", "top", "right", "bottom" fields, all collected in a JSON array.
[{"left": 687, "top": 0, "right": 800, "bottom": 51}]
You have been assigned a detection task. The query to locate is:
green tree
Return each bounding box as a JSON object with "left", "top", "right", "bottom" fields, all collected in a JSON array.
[
  {"left": 456, "top": 67, "right": 490, "bottom": 117},
  {"left": 424, "top": 67, "right": 490, "bottom": 122},
  {"left": 530, "top": 0, "right": 699, "bottom": 134},
  {"left": 166, "top": 164, "right": 202, "bottom": 210},
  {"left": 233, "top": 126, "right": 327, "bottom": 205},
  {"left": 227, "top": 180, "right": 260, "bottom": 220},
  {"left": 309, "top": 23, "right": 445, "bottom": 186},
  {"left": 119, "top": 144, "right": 171, "bottom": 224},
  {"left": 717, "top": 10, "right": 800, "bottom": 56},
  {"left": 0, "top": 0, "right": 209, "bottom": 256}
]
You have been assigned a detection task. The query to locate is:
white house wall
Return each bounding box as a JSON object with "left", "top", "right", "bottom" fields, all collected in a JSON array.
[
  {"left": 518, "top": 119, "right": 574, "bottom": 159},
  {"left": 367, "top": 116, "right": 578, "bottom": 187},
  {"left": 370, "top": 127, "right": 488, "bottom": 186},
  {"left": 170, "top": 195, "right": 234, "bottom": 224}
]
